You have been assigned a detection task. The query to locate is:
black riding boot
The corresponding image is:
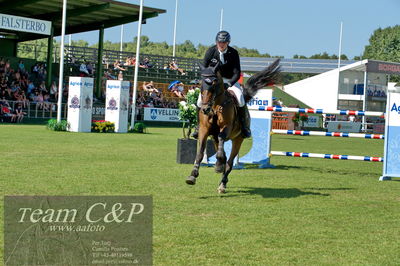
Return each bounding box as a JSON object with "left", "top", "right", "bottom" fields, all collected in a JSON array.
[
  {"left": 238, "top": 105, "right": 251, "bottom": 138},
  {"left": 191, "top": 107, "right": 200, "bottom": 139}
]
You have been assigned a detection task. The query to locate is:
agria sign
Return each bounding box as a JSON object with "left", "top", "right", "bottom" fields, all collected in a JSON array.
[{"left": 391, "top": 103, "right": 400, "bottom": 114}]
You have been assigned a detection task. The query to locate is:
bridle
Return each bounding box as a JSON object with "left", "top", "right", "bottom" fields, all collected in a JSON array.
[{"left": 200, "top": 64, "right": 223, "bottom": 115}]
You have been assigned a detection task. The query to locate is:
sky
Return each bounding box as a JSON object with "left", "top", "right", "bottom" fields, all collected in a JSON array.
[{"left": 70, "top": 0, "right": 400, "bottom": 59}]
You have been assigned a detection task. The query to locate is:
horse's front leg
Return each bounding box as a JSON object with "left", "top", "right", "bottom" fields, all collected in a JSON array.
[
  {"left": 218, "top": 137, "right": 244, "bottom": 194},
  {"left": 215, "top": 128, "right": 228, "bottom": 173},
  {"left": 186, "top": 131, "right": 208, "bottom": 185}
]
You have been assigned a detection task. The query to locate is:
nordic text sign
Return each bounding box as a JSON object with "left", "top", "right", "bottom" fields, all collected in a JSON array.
[{"left": 0, "top": 13, "right": 51, "bottom": 35}]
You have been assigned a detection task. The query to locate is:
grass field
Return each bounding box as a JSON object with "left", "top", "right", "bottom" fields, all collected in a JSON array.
[{"left": 1, "top": 124, "right": 399, "bottom": 265}]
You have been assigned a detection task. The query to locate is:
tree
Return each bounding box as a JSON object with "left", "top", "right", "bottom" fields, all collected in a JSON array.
[{"left": 363, "top": 25, "right": 400, "bottom": 63}]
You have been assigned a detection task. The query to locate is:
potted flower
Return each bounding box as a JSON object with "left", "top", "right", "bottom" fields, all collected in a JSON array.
[
  {"left": 178, "top": 87, "right": 200, "bottom": 139},
  {"left": 176, "top": 87, "right": 200, "bottom": 164},
  {"left": 292, "top": 113, "right": 309, "bottom": 130}
]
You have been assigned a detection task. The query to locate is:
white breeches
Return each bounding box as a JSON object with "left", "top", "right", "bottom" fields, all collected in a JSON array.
[{"left": 197, "top": 78, "right": 245, "bottom": 108}]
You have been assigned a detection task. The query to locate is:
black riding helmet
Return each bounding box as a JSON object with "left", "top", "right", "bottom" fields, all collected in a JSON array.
[{"left": 215, "top": 30, "right": 231, "bottom": 43}]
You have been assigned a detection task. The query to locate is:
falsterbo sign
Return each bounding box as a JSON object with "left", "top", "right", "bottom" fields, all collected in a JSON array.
[
  {"left": 0, "top": 13, "right": 51, "bottom": 35},
  {"left": 4, "top": 196, "right": 153, "bottom": 266}
]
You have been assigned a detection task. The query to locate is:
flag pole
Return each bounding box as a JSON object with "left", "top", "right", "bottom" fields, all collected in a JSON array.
[
  {"left": 130, "top": 0, "right": 144, "bottom": 129},
  {"left": 56, "top": 0, "right": 67, "bottom": 122}
]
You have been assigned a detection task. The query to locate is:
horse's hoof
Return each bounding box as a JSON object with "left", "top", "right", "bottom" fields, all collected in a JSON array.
[
  {"left": 215, "top": 164, "right": 225, "bottom": 173},
  {"left": 217, "top": 184, "right": 226, "bottom": 194},
  {"left": 186, "top": 176, "right": 196, "bottom": 185}
]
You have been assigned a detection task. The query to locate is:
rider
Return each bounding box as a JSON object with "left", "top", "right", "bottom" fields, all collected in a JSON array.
[{"left": 192, "top": 30, "right": 251, "bottom": 139}]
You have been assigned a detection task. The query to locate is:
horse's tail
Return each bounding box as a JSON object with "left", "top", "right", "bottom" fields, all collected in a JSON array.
[{"left": 243, "top": 58, "right": 281, "bottom": 103}]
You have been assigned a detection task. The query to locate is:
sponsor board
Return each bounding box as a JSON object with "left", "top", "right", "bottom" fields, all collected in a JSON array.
[
  {"left": 0, "top": 13, "right": 51, "bottom": 35},
  {"left": 144, "top": 108, "right": 182, "bottom": 122},
  {"left": 303, "top": 116, "right": 320, "bottom": 128},
  {"left": 327, "top": 121, "right": 362, "bottom": 133}
]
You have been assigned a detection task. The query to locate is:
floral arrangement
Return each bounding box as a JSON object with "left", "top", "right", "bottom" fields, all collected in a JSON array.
[
  {"left": 292, "top": 113, "right": 309, "bottom": 123},
  {"left": 46, "top": 119, "right": 69, "bottom": 131},
  {"left": 178, "top": 87, "right": 200, "bottom": 139},
  {"left": 91, "top": 120, "right": 115, "bottom": 133},
  {"left": 128, "top": 122, "right": 147, "bottom": 133}
]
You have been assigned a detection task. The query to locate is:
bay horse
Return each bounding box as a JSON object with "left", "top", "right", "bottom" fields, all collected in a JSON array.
[{"left": 186, "top": 59, "right": 281, "bottom": 193}]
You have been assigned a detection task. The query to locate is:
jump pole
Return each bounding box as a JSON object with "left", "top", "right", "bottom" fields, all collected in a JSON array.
[
  {"left": 239, "top": 87, "right": 399, "bottom": 181},
  {"left": 270, "top": 151, "right": 383, "bottom": 162},
  {"left": 272, "top": 129, "right": 384, "bottom": 139}
]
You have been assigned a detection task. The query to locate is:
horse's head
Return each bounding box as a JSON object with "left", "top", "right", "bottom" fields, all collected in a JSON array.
[{"left": 199, "top": 63, "right": 223, "bottom": 115}]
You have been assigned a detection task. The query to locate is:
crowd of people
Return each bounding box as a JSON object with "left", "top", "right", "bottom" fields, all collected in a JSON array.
[
  {"left": 0, "top": 58, "right": 58, "bottom": 123},
  {"left": 137, "top": 80, "right": 190, "bottom": 108},
  {"left": 1, "top": 53, "right": 193, "bottom": 123}
]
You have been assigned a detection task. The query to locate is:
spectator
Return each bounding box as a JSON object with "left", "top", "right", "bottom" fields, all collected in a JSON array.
[
  {"left": 104, "top": 69, "right": 116, "bottom": 80},
  {"left": 11, "top": 103, "right": 25, "bottom": 123},
  {"left": 38, "top": 81, "right": 48, "bottom": 93},
  {"left": 18, "top": 60, "right": 26, "bottom": 74},
  {"left": 102, "top": 55, "right": 109, "bottom": 69},
  {"left": 136, "top": 91, "right": 146, "bottom": 107},
  {"left": 141, "top": 57, "right": 153, "bottom": 68},
  {"left": 86, "top": 61, "right": 94, "bottom": 76},
  {"left": 14, "top": 89, "right": 29, "bottom": 108},
  {"left": 124, "top": 57, "right": 136, "bottom": 66},
  {"left": 142, "top": 81, "right": 157, "bottom": 93},
  {"left": 113, "top": 60, "right": 126, "bottom": 71},
  {"left": 168, "top": 80, "right": 185, "bottom": 98},
  {"left": 37, "top": 63, "right": 47, "bottom": 81},
  {"left": 50, "top": 81, "right": 58, "bottom": 100},
  {"left": 118, "top": 71, "right": 124, "bottom": 81},
  {"left": 169, "top": 60, "right": 185, "bottom": 75},
  {"left": 79, "top": 60, "right": 90, "bottom": 77}
]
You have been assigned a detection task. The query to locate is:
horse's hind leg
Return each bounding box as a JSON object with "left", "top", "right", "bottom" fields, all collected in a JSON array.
[
  {"left": 186, "top": 132, "right": 208, "bottom": 185},
  {"left": 218, "top": 137, "right": 244, "bottom": 193},
  {"left": 215, "top": 131, "right": 227, "bottom": 173}
]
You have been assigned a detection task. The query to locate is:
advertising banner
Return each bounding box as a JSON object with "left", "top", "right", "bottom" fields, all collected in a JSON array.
[
  {"left": 367, "top": 60, "right": 400, "bottom": 75},
  {"left": 303, "top": 116, "right": 320, "bottom": 128},
  {"left": 381, "top": 83, "right": 400, "bottom": 180},
  {"left": 240, "top": 89, "right": 273, "bottom": 167},
  {"left": 67, "top": 77, "right": 93, "bottom": 132},
  {"left": 327, "top": 121, "right": 361, "bottom": 133},
  {"left": 0, "top": 13, "right": 51, "bottom": 35},
  {"left": 105, "top": 80, "right": 130, "bottom": 133},
  {"left": 143, "top": 108, "right": 181, "bottom": 122}
]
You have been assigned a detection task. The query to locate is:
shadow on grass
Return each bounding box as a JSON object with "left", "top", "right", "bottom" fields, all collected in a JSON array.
[
  {"left": 265, "top": 164, "right": 381, "bottom": 178},
  {"left": 199, "top": 187, "right": 329, "bottom": 199},
  {"left": 303, "top": 187, "right": 354, "bottom": 191}
]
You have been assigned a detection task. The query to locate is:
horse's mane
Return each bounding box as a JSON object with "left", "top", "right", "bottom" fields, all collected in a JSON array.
[{"left": 243, "top": 59, "right": 281, "bottom": 103}]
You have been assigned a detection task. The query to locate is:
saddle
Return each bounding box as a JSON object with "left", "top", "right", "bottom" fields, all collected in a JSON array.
[{"left": 224, "top": 90, "right": 239, "bottom": 108}]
